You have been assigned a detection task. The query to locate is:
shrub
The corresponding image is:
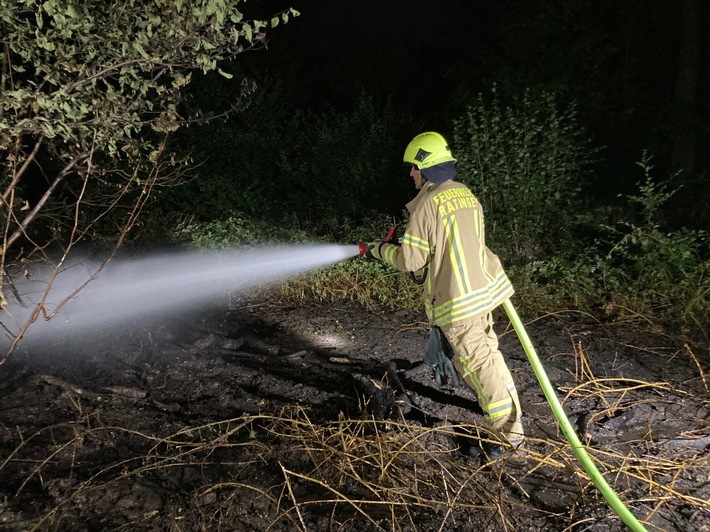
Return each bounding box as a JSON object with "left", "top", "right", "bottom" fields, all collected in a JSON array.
[
  {"left": 511, "top": 154, "right": 709, "bottom": 335},
  {"left": 452, "top": 85, "right": 598, "bottom": 263},
  {"left": 172, "top": 214, "right": 315, "bottom": 250},
  {"left": 597, "top": 156, "right": 709, "bottom": 330},
  {"left": 159, "top": 88, "right": 410, "bottom": 236}
]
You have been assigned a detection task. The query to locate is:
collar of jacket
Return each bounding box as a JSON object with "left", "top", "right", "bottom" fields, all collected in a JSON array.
[{"left": 406, "top": 181, "right": 436, "bottom": 213}]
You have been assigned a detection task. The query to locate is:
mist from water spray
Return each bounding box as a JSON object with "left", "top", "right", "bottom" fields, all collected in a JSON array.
[{"left": 2, "top": 244, "right": 360, "bottom": 348}]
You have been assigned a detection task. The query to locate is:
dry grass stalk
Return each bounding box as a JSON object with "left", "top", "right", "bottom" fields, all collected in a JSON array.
[
  {"left": 1, "top": 402, "right": 707, "bottom": 530},
  {"left": 684, "top": 343, "right": 709, "bottom": 392}
]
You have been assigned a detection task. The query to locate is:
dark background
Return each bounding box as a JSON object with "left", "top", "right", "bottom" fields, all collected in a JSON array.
[
  {"left": 253, "top": 0, "right": 708, "bottom": 174},
  {"left": 160, "top": 0, "right": 708, "bottom": 235}
]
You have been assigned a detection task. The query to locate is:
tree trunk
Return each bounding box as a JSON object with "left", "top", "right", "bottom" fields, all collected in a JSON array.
[{"left": 671, "top": 0, "right": 701, "bottom": 175}]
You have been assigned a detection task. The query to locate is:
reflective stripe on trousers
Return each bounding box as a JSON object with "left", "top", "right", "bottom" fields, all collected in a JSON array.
[{"left": 441, "top": 312, "right": 525, "bottom": 446}]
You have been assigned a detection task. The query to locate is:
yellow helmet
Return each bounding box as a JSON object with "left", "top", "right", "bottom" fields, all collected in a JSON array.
[{"left": 403, "top": 131, "right": 456, "bottom": 170}]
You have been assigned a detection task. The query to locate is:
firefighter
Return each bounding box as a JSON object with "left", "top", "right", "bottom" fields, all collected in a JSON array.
[{"left": 365, "top": 131, "right": 525, "bottom": 461}]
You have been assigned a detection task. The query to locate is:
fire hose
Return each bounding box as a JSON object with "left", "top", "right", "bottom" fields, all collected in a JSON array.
[{"left": 503, "top": 299, "right": 646, "bottom": 531}]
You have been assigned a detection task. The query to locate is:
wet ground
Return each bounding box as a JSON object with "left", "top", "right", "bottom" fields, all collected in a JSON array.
[{"left": 0, "top": 297, "right": 708, "bottom": 531}]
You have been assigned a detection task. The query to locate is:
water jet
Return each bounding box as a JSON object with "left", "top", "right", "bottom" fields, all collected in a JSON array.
[{"left": 1, "top": 244, "right": 360, "bottom": 350}]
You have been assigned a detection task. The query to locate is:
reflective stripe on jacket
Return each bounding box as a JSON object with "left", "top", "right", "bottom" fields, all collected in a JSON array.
[{"left": 379, "top": 180, "right": 514, "bottom": 327}]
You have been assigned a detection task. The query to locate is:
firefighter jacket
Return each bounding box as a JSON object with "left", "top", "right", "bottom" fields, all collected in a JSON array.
[{"left": 378, "top": 180, "right": 514, "bottom": 327}]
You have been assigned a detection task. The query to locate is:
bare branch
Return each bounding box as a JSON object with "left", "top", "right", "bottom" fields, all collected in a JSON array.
[{"left": 4, "top": 157, "right": 80, "bottom": 252}]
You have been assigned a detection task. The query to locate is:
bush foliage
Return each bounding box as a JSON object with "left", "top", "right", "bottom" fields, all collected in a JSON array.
[
  {"left": 452, "top": 85, "right": 597, "bottom": 263},
  {"left": 508, "top": 154, "right": 709, "bottom": 334},
  {"left": 167, "top": 85, "right": 708, "bottom": 338},
  {"left": 160, "top": 88, "right": 412, "bottom": 232}
]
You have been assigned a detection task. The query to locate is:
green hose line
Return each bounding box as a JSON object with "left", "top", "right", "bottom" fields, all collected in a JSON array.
[{"left": 502, "top": 299, "right": 646, "bottom": 532}]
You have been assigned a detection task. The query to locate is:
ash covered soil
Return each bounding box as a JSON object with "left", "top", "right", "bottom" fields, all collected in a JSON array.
[{"left": 0, "top": 298, "right": 708, "bottom": 531}]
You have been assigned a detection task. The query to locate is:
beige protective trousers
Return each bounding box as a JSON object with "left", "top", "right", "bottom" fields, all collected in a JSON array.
[{"left": 441, "top": 312, "right": 525, "bottom": 446}]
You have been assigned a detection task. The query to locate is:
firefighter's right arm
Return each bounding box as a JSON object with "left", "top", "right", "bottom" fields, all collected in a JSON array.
[{"left": 378, "top": 209, "right": 431, "bottom": 272}]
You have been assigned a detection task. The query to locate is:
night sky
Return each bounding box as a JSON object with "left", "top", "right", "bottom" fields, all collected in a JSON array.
[{"left": 254, "top": 0, "right": 499, "bottom": 123}]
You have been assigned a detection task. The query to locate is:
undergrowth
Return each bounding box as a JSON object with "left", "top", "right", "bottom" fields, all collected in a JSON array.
[
  {"left": 275, "top": 259, "right": 422, "bottom": 312},
  {"left": 171, "top": 155, "right": 708, "bottom": 347},
  {"left": 509, "top": 155, "right": 709, "bottom": 345}
]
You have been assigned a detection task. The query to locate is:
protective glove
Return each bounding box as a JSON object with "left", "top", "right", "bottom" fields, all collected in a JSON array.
[
  {"left": 423, "top": 326, "right": 460, "bottom": 387},
  {"left": 362, "top": 241, "right": 383, "bottom": 261}
]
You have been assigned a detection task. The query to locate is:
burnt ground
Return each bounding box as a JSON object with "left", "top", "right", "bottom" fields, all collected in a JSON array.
[{"left": 0, "top": 297, "right": 708, "bottom": 531}]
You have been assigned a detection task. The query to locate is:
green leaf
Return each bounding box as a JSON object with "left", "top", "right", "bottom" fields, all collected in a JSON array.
[
  {"left": 40, "top": 120, "right": 56, "bottom": 138},
  {"left": 134, "top": 42, "right": 150, "bottom": 59},
  {"left": 6, "top": 89, "right": 28, "bottom": 100},
  {"left": 217, "top": 68, "right": 233, "bottom": 79},
  {"left": 242, "top": 23, "right": 252, "bottom": 43},
  {"left": 36, "top": 34, "right": 56, "bottom": 52},
  {"left": 43, "top": 0, "right": 57, "bottom": 16}
]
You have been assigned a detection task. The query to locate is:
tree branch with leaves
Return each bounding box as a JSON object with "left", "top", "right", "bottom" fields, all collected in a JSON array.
[{"left": 0, "top": 0, "right": 299, "bottom": 361}]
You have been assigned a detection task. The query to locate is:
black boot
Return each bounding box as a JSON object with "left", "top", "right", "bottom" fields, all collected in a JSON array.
[{"left": 467, "top": 441, "right": 526, "bottom": 464}]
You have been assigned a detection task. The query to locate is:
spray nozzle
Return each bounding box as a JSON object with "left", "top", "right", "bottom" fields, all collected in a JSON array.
[
  {"left": 358, "top": 242, "right": 369, "bottom": 257},
  {"left": 358, "top": 225, "right": 401, "bottom": 258}
]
